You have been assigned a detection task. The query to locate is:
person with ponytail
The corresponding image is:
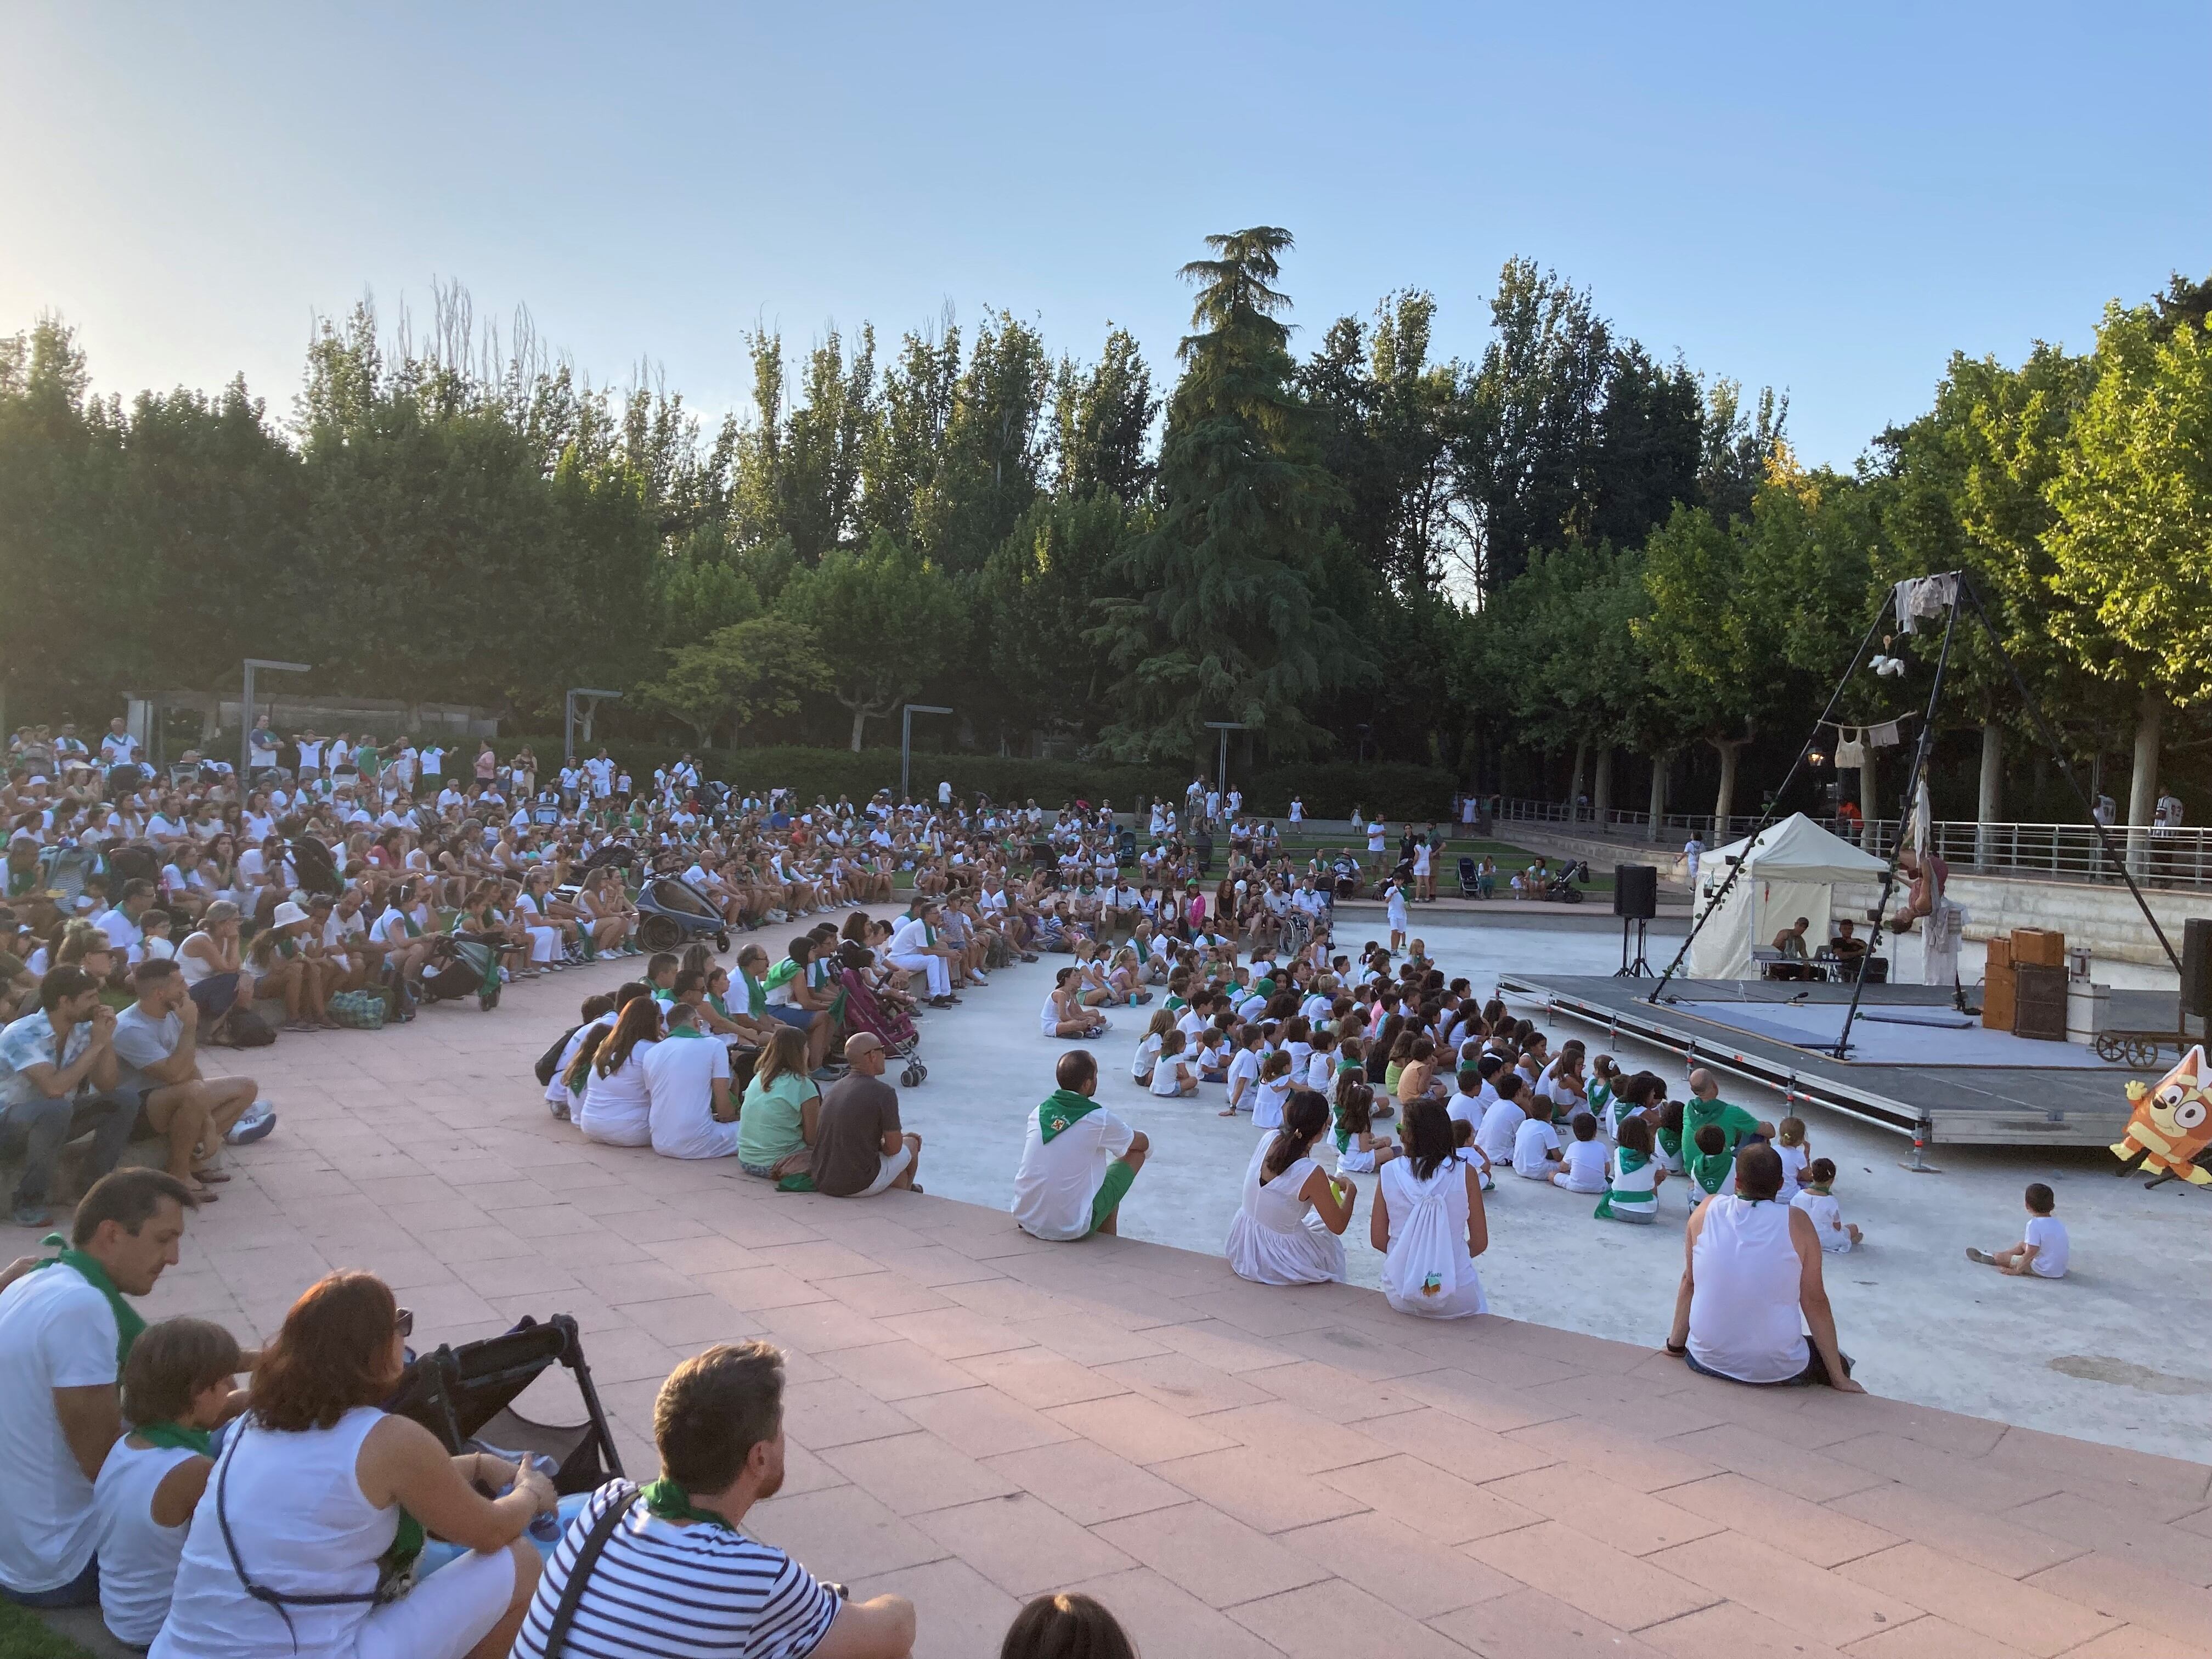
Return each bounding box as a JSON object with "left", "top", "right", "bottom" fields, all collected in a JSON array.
[
  {"left": 1225, "top": 1089, "right": 1355, "bottom": 1286},
  {"left": 577, "top": 996, "right": 661, "bottom": 1147},
  {"left": 1371, "top": 1097, "right": 1490, "bottom": 1320}
]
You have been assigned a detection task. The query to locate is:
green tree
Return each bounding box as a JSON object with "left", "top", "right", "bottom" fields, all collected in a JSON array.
[
  {"left": 912, "top": 310, "right": 1053, "bottom": 572},
  {"left": 1052, "top": 327, "right": 1158, "bottom": 503},
  {"left": 776, "top": 533, "right": 964, "bottom": 749},
  {"left": 1096, "top": 228, "right": 1369, "bottom": 764},
  {"left": 975, "top": 491, "right": 1138, "bottom": 742},
  {"left": 638, "top": 614, "right": 831, "bottom": 748}
]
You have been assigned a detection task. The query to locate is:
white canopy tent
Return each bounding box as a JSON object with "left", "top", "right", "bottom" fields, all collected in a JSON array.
[{"left": 1685, "top": 813, "right": 1888, "bottom": 979}]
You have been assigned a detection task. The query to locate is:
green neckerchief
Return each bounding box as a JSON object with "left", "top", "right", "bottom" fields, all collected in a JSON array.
[
  {"left": 741, "top": 971, "right": 768, "bottom": 1017},
  {"left": 641, "top": 1477, "right": 732, "bottom": 1531},
  {"left": 666, "top": 1022, "right": 709, "bottom": 1040},
  {"left": 35, "top": 1237, "right": 144, "bottom": 1368},
  {"left": 764, "top": 958, "right": 801, "bottom": 993},
  {"left": 1657, "top": 1125, "right": 1683, "bottom": 1158},
  {"left": 6, "top": 866, "right": 37, "bottom": 898},
  {"left": 1587, "top": 1082, "right": 1612, "bottom": 1112},
  {"left": 133, "top": 1420, "right": 214, "bottom": 1457},
  {"left": 1132, "top": 936, "right": 1149, "bottom": 962},
  {"left": 1164, "top": 994, "right": 1185, "bottom": 1012},
  {"left": 1037, "top": 1087, "right": 1101, "bottom": 1144},
  {"left": 652, "top": 988, "right": 675, "bottom": 1003},
  {"left": 1614, "top": 1147, "right": 1651, "bottom": 1176},
  {"left": 1688, "top": 1148, "right": 1734, "bottom": 1195},
  {"left": 707, "top": 991, "right": 731, "bottom": 1019},
  {"left": 1254, "top": 977, "right": 1276, "bottom": 999}
]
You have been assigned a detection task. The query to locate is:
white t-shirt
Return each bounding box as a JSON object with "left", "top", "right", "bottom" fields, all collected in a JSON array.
[
  {"left": 1511, "top": 1118, "right": 1560, "bottom": 1180},
  {"left": 1791, "top": 1189, "right": 1853, "bottom": 1252},
  {"left": 643, "top": 1035, "right": 736, "bottom": 1160},
  {"left": 1012, "top": 1104, "right": 1135, "bottom": 1242},
  {"left": 110, "top": 1004, "right": 182, "bottom": 1094},
  {"left": 1476, "top": 1098, "right": 1525, "bottom": 1165},
  {"left": 2024, "top": 1215, "right": 2069, "bottom": 1278},
  {"left": 1447, "top": 1088, "right": 1485, "bottom": 1131},
  {"left": 1555, "top": 1137, "right": 1608, "bottom": 1193},
  {"left": 0, "top": 1263, "right": 121, "bottom": 1592},
  {"left": 579, "top": 1045, "right": 656, "bottom": 1147},
  {"left": 1225, "top": 1048, "right": 1261, "bottom": 1109},
  {"left": 1251, "top": 1075, "right": 1291, "bottom": 1130},
  {"left": 1131, "top": 1032, "right": 1162, "bottom": 1079}
]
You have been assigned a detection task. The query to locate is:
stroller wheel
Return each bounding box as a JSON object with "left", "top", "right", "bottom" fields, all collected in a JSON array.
[
  {"left": 716, "top": 932, "right": 731, "bottom": 953},
  {"left": 638, "top": 914, "right": 682, "bottom": 952},
  {"left": 901, "top": 1063, "right": 924, "bottom": 1087}
]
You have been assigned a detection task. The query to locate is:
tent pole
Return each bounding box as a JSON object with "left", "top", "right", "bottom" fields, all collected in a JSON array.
[{"left": 1647, "top": 596, "right": 1895, "bottom": 1005}]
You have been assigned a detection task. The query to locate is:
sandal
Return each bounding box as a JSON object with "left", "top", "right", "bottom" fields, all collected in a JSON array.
[{"left": 192, "top": 1168, "right": 233, "bottom": 1183}]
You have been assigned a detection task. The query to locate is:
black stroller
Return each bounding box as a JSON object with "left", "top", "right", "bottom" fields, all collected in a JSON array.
[{"left": 383, "top": 1313, "right": 625, "bottom": 1497}]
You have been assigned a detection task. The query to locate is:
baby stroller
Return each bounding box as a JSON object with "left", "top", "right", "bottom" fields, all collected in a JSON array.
[
  {"left": 1458, "top": 855, "right": 1482, "bottom": 898},
  {"left": 1543, "top": 860, "right": 1590, "bottom": 904},
  {"left": 838, "top": 964, "right": 925, "bottom": 1086},
  {"left": 635, "top": 874, "right": 731, "bottom": 954},
  {"left": 383, "top": 1313, "right": 623, "bottom": 1497}
]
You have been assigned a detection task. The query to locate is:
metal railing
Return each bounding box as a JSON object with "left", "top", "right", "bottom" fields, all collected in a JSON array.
[{"left": 1489, "top": 798, "right": 2212, "bottom": 890}]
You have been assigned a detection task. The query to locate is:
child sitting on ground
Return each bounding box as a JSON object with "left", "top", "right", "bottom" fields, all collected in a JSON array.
[
  {"left": 1551, "top": 1111, "right": 1609, "bottom": 1194},
  {"left": 1332, "top": 1080, "right": 1395, "bottom": 1173},
  {"left": 1251, "top": 1049, "right": 1295, "bottom": 1131},
  {"left": 1594, "top": 1114, "right": 1663, "bottom": 1222},
  {"left": 1792, "top": 1157, "right": 1861, "bottom": 1251},
  {"left": 1968, "top": 1181, "right": 2068, "bottom": 1277},
  {"left": 1149, "top": 1028, "right": 1197, "bottom": 1097},
  {"left": 1131, "top": 1008, "right": 1173, "bottom": 1088},
  {"left": 1451, "top": 1116, "right": 1496, "bottom": 1189},
  {"left": 1772, "top": 1115, "right": 1812, "bottom": 1201},
  {"left": 1656, "top": 1098, "right": 1688, "bottom": 1173},
  {"left": 1684, "top": 1122, "right": 1734, "bottom": 1209},
  {"left": 93, "top": 1317, "right": 242, "bottom": 1647},
  {"left": 1585, "top": 1053, "right": 1618, "bottom": 1124},
  {"left": 1193, "top": 1025, "right": 1231, "bottom": 1084},
  {"left": 1511, "top": 1096, "right": 1562, "bottom": 1180}
]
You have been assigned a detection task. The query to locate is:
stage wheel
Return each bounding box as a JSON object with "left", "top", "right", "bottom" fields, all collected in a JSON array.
[{"left": 2128, "top": 1038, "right": 2161, "bottom": 1068}]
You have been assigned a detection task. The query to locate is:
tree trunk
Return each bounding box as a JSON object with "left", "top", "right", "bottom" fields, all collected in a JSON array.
[
  {"left": 846, "top": 702, "right": 870, "bottom": 752},
  {"left": 1592, "top": 745, "right": 1612, "bottom": 825},
  {"left": 2128, "top": 686, "right": 2163, "bottom": 877},
  {"left": 1712, "top": 740, "right": 1740, "bottom": 829},
  {"left": 1568, "top": 741, "right": 1588, "bottom": 817},
  {"left": 1976, "top": 722, "right": 2002, "bottom": 868},
  {"left": 1646, "top": 753, "right": 1667, "bottom": 842}
]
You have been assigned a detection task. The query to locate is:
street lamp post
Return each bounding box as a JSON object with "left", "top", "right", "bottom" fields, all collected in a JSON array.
[
  {"left": 565, "top": 689, "right": 623, "bottom": 765},
  {"left": 901, "top": 704, "right": 952, "bottom": 804},
  {"left": 1203, "top": 721, "right": 1247, "bottom": 806},
  {"left": 240, "top": 658, "right": 312, "bottom": 778}
]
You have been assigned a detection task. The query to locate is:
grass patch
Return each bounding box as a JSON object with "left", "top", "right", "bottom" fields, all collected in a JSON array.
[{"left": 0, "top": 1602, "right": 96, "bottom": 1659}]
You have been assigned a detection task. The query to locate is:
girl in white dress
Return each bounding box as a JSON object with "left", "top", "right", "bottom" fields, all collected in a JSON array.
[
  {"left": 1226, "top": 1091, "right": 1356, "bottom": 1285},
  {"left": 576, "top": 999, "right": 658, "bottom": 1146},
  {"left": 1372, "top": 1098, "right": 1490, "bottom": 1320}
]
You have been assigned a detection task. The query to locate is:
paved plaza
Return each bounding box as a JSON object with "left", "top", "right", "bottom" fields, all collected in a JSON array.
[{"left": 9, "top": 939, "right": 2210, "bottom": 1659}]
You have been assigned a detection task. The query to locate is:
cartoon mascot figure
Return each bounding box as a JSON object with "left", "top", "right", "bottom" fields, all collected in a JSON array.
[{"left": 2114, "top": 1045, "right": 2212, "bottom": 1184}]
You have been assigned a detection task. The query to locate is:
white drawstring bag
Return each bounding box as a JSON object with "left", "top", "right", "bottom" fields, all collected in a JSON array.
[{"left": 1381, "top": 1168, "right": 1461, "bottom": 1308}]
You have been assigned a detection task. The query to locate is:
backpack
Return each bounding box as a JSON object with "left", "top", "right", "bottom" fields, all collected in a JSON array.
[
  {"left": 224, "top": 1005, "right": 276, "bottom": 1047},
  {"left": 535, "top": 1024, "right": 582, "bottom": 1088},
  {"left": 1378, "top": 1164, "right": 1463, "bottom": 1310},
  {"left": 328, "top": 989, "right": 387, "bottom": 1031}
]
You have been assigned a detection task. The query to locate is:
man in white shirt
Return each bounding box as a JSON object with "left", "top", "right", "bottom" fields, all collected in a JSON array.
[
  {"left": 246, "top": 718, "right": 279, "bottom": 777},
  {"left": 1011, "top": 1051, "right": 1148, "bottom": 1241},
  {"left": 93, "top": 881, "right": 158, "bottom": 971},
  {"left": 642, "top": 1002, "right": 738, "bottom": 1160},
  {"left": 886, "top": 904, "right": 957, "bottom": 1006},
  {"left": 419, "top": 742, "right": 444, "bottom": 780},
  {"left": 0, "top": 1167, "right": 201, "bottom": 1603},
  {"left": 98, "top": 719, "right": 144, "bottom": 782},
  {"left": 1683, "top": 834, "right": 1706, "bottom": 890}
]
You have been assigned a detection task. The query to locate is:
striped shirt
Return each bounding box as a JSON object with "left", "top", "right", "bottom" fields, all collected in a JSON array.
[{"left": 509, "top": 1480, "right": 838, "bottom": 1659}]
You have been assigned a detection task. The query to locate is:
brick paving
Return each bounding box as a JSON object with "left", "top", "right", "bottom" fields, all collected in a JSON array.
[{"left": 26, "top": 956, "right": 2208, "bottom": 1659}]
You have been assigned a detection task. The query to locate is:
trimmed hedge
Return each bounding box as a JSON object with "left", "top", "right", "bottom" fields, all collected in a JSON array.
[{"left": 408, "top": 737, "right": 1460, "bottom": 821}]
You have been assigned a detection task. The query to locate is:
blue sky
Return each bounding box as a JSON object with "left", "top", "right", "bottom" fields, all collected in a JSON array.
[{"left": 4, "top": 2, "right": 2205, "bottom": 467}]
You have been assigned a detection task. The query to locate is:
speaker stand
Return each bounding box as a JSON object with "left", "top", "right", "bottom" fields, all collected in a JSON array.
[{"left": 1617, "top": 917, "right": 1651, "bottom": 978}]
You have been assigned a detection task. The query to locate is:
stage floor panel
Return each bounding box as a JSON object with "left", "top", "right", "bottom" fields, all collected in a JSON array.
[{"left": 1496, "top": 974, "right": 2190, "bottom": 1148}]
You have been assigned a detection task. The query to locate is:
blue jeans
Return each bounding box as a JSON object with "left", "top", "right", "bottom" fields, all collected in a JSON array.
[
  {"left": 0, "top": 1551, "right": 98, "bottom": 1608},
  {"left": 0, "top": 1092, "right": 138, "bottom": 1208}
]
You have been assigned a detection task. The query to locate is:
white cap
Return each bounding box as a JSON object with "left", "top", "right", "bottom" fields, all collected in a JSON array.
[{"left": 272, "top": 900, "right": 310, "bottom": 927}]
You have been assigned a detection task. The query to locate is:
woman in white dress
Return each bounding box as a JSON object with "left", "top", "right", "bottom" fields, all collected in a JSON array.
[
  {"left": 576, "top": 997, "right": 658, "bottom": 1147},
  {"left": 1371, "top": 1098, "right": 1490, "bottom": 1319},
  {"left": 1226, "top": 1091, "right": 1356, "bottom": 1285}
]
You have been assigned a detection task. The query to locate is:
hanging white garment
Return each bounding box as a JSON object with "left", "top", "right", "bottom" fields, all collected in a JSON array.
[
  {"left": 1831, "top": 728, "right": 1867, "bottom": 769},
  {"left": 1892, "top": 574, "right": 1960, "bottom": 633}
]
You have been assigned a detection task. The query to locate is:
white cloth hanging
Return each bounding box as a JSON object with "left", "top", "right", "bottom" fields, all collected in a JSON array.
[
  {"left": 1892, "top": 574, "right": 1960, "bottom": 634},
  {"left": 1831, "top": 728, "right": 1867, "bottom": 769}
]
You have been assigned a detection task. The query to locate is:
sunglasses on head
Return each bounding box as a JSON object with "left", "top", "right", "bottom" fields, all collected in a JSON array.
[{"left": 394, "top": 1307, "right": 414, "bottom": 1340}]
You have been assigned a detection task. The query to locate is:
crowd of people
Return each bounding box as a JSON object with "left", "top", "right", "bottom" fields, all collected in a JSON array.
[{"left": 0, "top": 1169, "right": 1156, "bottom": 1658}]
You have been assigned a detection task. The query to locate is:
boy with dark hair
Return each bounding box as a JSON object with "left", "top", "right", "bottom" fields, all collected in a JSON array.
[{"left": 1969, "top": 1182, "right": 2068, "bottom": 1277}]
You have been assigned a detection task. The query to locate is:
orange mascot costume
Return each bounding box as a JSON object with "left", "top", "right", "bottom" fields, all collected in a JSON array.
[{"left": 2114, "top": 1045, "right": 2212, "bottom": 1184}]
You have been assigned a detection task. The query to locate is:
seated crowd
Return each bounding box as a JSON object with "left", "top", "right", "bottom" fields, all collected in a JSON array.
[{"left": 0, "top": 1167, "right": 1147, "bottom": 1657}]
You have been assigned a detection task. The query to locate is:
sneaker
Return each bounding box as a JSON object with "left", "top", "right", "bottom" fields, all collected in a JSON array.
[
  {"left": 968, "top": 970, "right": 989, "bottom": 985},
  {"left": 9, "top": 1201, "right": 52, "bottom": 1229},
  {"left": 1965, "top": 1248, "right": 1991, "bottom": 1264},
  {"left": 226, "top": 1102, "right": 278, "bottom": 1146},
  {"left": 549, "top": 1100, "right": 571, "bottom": 1121}
]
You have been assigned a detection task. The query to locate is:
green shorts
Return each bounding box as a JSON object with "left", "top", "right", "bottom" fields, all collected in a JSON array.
[{"left": 1088, "top": 1159, "right": 1137, "bottom": 1235}]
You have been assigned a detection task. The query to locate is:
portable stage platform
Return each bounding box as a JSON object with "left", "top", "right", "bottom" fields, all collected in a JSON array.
[{"left": 1495, "top": 974, "right": 2182, "bottom": 1149}]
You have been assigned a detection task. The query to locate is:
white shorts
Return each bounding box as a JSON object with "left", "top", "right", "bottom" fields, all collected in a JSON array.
[
  {"left": 356, "top": 1542, "right": 518, "bottom": 1659},
  {"left": 853, "top": 1142, "right": 915, "bottom": 1197}
]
